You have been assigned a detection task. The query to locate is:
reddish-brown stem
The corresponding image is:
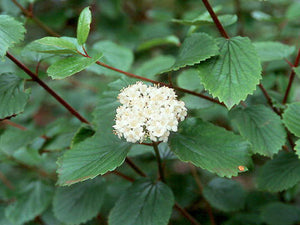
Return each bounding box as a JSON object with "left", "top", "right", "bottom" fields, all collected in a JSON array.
[
  {"left": 80, "top": 49, "right": 225, "bottom": 107},
  {"left": 82, "top": 46, "right": 89, "bottom": 56},
  {"left": 283, "top": 48, "right": 300, "bottom": 104},
  {"left": 258, "top": 84, "right": 281, "bottom": 116},
  {"left": 35, "top": 61, "right": 41, "bottom": 76},
  {"left": 0, "top": 172, "right": 15, "bottom": 190},
  {"left": 6, "top": 52, "right": 90, "bottom": 124},
  {"left": 125, "top": 158, "right": 147, "bottom": 177},
  {"left": 174, "top": 203, "right": 201, "bottom": 225},
  {"left": 284, "top": 58, "right": 294, "bottom": 68},
  {"left": 2, "top": 120, "right": 27, "bottom": 130},
  {"left": 201, "top": 0, "right": 230, "bottom": 39},
  {"left": 111, "top": 171, "right": 135, "bottom": 182},
  {"left": 152, "top": 142, "right": 165, "bottom": 182},
  {"left": 11, "top": 0, "right": 60, "bottom": 37},
  {"left": 95, "top": 61, "right": 225, "bottom": 107}
]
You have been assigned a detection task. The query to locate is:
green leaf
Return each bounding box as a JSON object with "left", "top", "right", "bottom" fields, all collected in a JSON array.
[
  {"left": 33, "top": 37, "right": 78, "bottom": 54},
  {"left": 168, "top": 33, "right": 219, "bottom": 71},
  {"left": 108, "top": 178, "right": 174, "bottom": 225},
  {"left": 0, "top": 73, "right": 29, "bottom": 119},
  {"left": 0, "top": 15, "right": 25, "bottom": 57},
  {"left": 136, "top": 35, "right": 180, "bottom": 52},
  {"left": 57, "top": 131, "right": 131, "bottom": 186},
  {"left": 169, "top": 118, "right": 251, "bottom": 178},
  {"left": 0, "top": 127, "right": 38, "bottom": 155},
  {"left": 87, "top": 41, "right": 134, "bottom": 76},
  {"left": 261, "top": 202, "right": 300, "bottom": 225},
  {"left": 53, "top": 178, "right": 105, "bottom": 225},
  {"left": 197, "top": 36, "right": 262, "bottom": 109},
  {"left": 257, "top": 152, "right": 300, "bottom": 192},
  {"left": 77, "top": 7, "right": 92, "bottom": 45},
  {"left": 254, "top": 42, "right": 295, "bottom": 62},
  {"left": 47, "top": 53, "right": 102, "bottom": 79},
  {"left": 203, "top": 178, "right": 246, "bottom": 212},
  {"left": 5, "top": 180, "right": 53, "bottom": 225},
  {"left": 230, "top": 105, "right": 286, "bottom": 157},
  {"left": 58, "top": 79, "right": 134, "bottom": 185},
  {"left": 294, "top": 66, "right": 300, "bottom": 78},
  {"left": 172, "top": 14, "right": 237, "bottom": 27},
  {"left": 282, "top": 102, "right": 300, "bottom": 137},
  {"left": 134, "top": 55, "right": 175, "bottom": 80}
]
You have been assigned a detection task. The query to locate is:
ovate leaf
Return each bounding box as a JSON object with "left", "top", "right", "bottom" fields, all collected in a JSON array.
[
  {"left": 254, "top": 42, "right": 295, "bottom": 62},
  {"left": 57, "top": 131, "right": 131, "bottom": 185},
  {"left": 77, "top": 7, "right": 92, "bottom": 45},
  {"left": 47, "top": 53, "right": 102, "bottom": 79},
  {"left": 5, "top": 180, "right": 53, "bottom": 225},
  {"left": 203, "top": 178, "right": 246, "bottom": 212},
  {"left": 197, "top": 36, "right": 262, "bottom": 109},
  {"left": 53, "top": 178, "right": 105, "bottom": 224},
  {"left": 168, "top": 33, "right": 219, "bottom": 71},
  {"left": 0, "top": 15, "right": 25, "bottom": 57},
  {"left": 108, "top": 179, "right": 174, "bottom": 225},
  {"left": 282, "top": 102, "right": 300, "bottom": 137},
  {"left": 230, "top": 105, "right": 286, "bottom": 157},
  {"left": 261, "top": 202, "right": 300, "bottom": 225},
  {"left": 257, "top": 152, "right": 300, "bottom": 192},
  {"left": 33, "top": 37, "right": 78, "bottom": 54},
  {"left": 169, "top": 118, "right": 252, "bottom": 178},
  {"left": 0, "top": 73, "right": 29, "bottom": 119}
]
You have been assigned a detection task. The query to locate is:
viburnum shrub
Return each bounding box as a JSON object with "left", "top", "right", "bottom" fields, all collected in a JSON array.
[{"left": 1, "top": 0, "right": 300, "bottom": 224}]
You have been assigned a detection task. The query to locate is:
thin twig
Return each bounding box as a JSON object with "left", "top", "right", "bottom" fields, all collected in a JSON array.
[
  {"left": 111, "top": 171, "right": 135, "bottom": 182},
  {"left": 6, "top": 52, "right": 90, "bottom": 124},
  {"left": 258, "top": 84, "right": 281, "bottom": 115},
  {"left": 201, "top": 0, "right": 230, "bottom": 39},
  {"left": 174, "top": 203, "right": 201, "bottom": 225},
  {"left": 95, "top": 61, "right": 225, "bottom": 106},
  {"left": 125, "top": 158, "right": 147, "bottom": 177},
  {"left": 79, "top": 46, "right": 225, "bottom": 107},
  {"left": 1, "top": 120, "right": 27, "bottom": 130},
  {"left": 0, "top": 172, "right": 15, "bottom": 190},
  {"left": 152, "top": 142, "right": 165, "bottom": 182},
  {"left": 283, "top": 48, "right": 300, "bottom": 104},
  {"left": 11, "top": 0, "right": 60, "bottom": 37}
]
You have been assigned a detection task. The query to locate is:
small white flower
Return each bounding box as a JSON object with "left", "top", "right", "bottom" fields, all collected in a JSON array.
[{"left": 113, "top": 81, "right": 187, "bottom": 143}]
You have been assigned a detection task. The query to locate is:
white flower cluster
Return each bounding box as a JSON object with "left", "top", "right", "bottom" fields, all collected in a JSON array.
[{"left": 113, "top": 82, "right": 187, "bottom": 143}]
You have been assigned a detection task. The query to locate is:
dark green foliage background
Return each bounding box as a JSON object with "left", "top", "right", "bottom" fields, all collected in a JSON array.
[{"left": 1, "top": 0, "right": 300, "bottom": 225}]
